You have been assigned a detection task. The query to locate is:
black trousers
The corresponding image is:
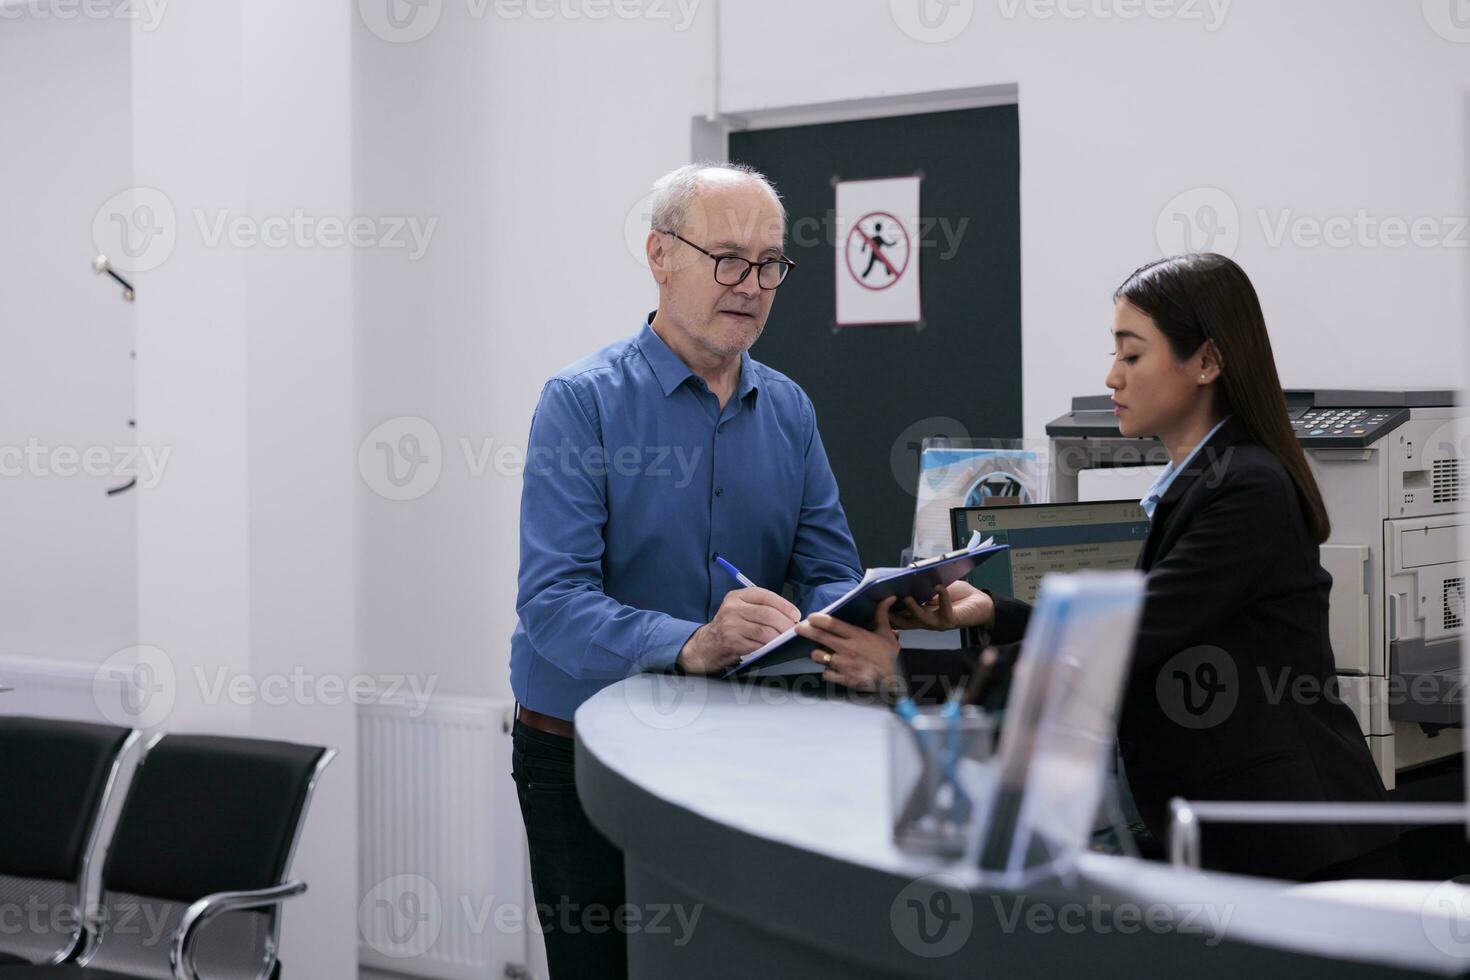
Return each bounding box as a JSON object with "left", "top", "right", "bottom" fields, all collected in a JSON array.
[{"left": 511, "top": 718, "right": 629, "bottom": 980}]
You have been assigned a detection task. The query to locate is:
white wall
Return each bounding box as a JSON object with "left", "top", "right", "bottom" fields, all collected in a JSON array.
[
  {"left": 0, "top": 0, "right": 364, "bottom": 974},
  {"left": 0, "top": 9, "right": 136, "bottom": 666},
  {"left": 2, "top": 1, "right": 359, "bottom": 974},
  {"left": 239, "top": 3, "right": 359, "bottom": 975},
  {"left": 721, "top": 0, "right": 1470, "bottom": 437},
  {"left": 130, "top": 0, "right": 359, "bottom": 974}
]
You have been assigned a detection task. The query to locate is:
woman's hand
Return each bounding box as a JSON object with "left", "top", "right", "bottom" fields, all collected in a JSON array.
[
  {"left": 796, "top": 596, "right": 901, "bottom": 693},
  {"left": 888, "top": 580, "right": 995, "bottom": 632}
]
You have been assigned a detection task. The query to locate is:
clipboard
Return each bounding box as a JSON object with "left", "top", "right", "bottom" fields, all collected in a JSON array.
[{"left": 723, "top": 536, "right": 1009, "bottom": 679}]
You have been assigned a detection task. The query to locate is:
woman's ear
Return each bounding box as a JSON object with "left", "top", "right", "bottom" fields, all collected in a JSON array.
[{"left": 1197, "top": 340, "right": 1224, "bottom": 385}]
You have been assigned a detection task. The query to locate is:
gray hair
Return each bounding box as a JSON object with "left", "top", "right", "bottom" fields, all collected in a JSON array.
[{"left": 648, "top": 162, "right": 787, "bottom": 235}]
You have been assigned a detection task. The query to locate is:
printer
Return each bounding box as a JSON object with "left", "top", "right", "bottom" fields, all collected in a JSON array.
[{"left": 1047, "top": 389, "right": 1466, "bottom": 789}]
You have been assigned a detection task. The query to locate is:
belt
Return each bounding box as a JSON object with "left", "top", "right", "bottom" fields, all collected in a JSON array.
[{"left": 516, "top": 704, "right": 574, "bottom": 739}]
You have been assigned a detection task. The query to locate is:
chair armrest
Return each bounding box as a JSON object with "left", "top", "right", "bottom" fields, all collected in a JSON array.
[
  {"left": 1167, "top": 798, "right": 1464, "bottom": 870},
  {"left": 169, "top": 880, "right": 308, "bottom": 980}
]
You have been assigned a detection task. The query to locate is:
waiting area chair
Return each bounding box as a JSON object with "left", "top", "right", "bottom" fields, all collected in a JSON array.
[
  {"left": 0, "top": 729, "right": 334, "bottom": 980},
  {"left": 0, "top": 717, "right": 138, "bottom": 968}
]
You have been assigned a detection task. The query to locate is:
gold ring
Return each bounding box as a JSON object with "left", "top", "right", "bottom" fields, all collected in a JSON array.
[{"left": 823, "top": 651, "right": 834, "bottom": 666}]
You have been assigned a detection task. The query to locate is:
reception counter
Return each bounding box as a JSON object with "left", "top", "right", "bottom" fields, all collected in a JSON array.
[{"left": 575, "top": 673, "right": 1470, "bottom": 979}]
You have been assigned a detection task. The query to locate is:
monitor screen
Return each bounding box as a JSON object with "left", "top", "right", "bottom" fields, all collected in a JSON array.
[{"left": 950, "top": 500, "right": 1150, "bottom": 603}]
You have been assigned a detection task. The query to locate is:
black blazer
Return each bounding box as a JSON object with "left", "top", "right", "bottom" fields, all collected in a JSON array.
[{"left": 901, "top": 417, "right": 1394, "bottom": 880}]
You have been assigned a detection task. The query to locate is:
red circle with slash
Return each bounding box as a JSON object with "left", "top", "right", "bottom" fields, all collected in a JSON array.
[{"left": 844, "top": 211, "right": 912, "bottom": 292}]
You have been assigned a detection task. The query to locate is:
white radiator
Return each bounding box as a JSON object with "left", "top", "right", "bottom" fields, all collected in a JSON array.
[{"left": 358, "top": 696, "right": 533, "bottom": 980}]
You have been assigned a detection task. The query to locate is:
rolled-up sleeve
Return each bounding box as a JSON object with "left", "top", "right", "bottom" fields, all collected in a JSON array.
[
  {"left": 785, "top": 393, "right": 864, "bottom": 613},
  {"left": 515, "top": 379, "right": 703, "bottom": 678}
]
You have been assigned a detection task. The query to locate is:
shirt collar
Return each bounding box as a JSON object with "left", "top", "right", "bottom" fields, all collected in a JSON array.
[
  {"left": 636, "top": 313, "right": 761, "bottom": 403},
  {"left": 1140, "top": 415, "right": 1233, "bottom": 518},
  {"left": 735, "top": 349, "right": 760, "bottom": 402}
]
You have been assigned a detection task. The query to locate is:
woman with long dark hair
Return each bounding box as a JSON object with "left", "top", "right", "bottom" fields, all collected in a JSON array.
[{"left": 798, "top": 253, "right": 1399, "bottom": 881}]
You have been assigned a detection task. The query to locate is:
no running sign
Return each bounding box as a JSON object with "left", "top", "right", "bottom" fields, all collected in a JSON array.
[{"left": 835, "top": 175, "right": 922, "bottom": 327}]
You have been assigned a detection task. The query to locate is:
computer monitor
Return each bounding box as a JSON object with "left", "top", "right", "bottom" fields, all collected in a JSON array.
[{"left": 950, "top": 500, "right": 1150, "bottom": 603}]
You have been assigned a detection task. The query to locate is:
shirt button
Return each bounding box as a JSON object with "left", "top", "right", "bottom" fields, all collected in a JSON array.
[{"left": 714, "top": 487, "right": 724, "bottom": 497}]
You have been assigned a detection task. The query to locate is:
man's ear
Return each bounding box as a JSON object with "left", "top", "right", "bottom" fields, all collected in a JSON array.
[{"left": 646, "top": 230, "right": 670, "bottom": 284}]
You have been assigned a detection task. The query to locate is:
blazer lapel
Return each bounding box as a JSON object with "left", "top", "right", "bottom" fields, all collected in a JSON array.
[{"left": 1138, "top": 417, "right": 1251, "bottom": 571}]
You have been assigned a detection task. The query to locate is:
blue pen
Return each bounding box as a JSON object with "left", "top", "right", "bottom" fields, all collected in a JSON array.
[{"left": 712, "top": 553, "right": 758, "bottom": 589}]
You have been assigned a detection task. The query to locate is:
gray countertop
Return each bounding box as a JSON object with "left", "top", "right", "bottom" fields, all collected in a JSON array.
[{"left": 576, "top": 673, "right": 1470, "bottom": 978}]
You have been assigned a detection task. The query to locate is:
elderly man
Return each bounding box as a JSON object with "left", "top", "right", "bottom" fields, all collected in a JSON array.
[{"left": 508, "top": 162, "right": 862, "bottom": 977}]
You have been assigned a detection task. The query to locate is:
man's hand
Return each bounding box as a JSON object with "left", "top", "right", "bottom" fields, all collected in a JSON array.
[
  {"left": 676, "top": 588, "right": 802, "bottom": 675},
  {"left": 888, "top": 580, "right": 996, "bottom": 631}
]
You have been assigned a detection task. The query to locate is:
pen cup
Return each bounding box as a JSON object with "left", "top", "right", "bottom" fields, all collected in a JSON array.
[{"left": 889, "top": 705, "right": 997, "bottom": 856}]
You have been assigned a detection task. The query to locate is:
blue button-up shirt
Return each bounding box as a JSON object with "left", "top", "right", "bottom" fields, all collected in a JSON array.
[
  {"left": 1140, "top": 415, "right": 1233, "bottom": 519},
  {"left": 510, "top": 316, "right": 864, "bottom": 720}
]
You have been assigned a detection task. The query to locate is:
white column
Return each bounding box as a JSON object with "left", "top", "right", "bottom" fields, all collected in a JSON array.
[{"left": 132, "top": 1, "right": 357, "bottom": 975}]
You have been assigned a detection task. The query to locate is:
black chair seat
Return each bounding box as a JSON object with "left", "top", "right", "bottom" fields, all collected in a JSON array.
[
  {"left": 0, "top": 968, "right": 139, "bottom": 979},
  {"left": 0, "top": 962, "right": 286, "bottom": 979},
  {"left": 0, "top": 958, "right": 285, "bottom": 978},
  {"left": 0, "top": 718, "right": 136, "bottom": 969}
]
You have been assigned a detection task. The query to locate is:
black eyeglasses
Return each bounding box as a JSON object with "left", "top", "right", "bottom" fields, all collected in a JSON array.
[{"left": 660, "top": 230, "right": 795, "bottom": 290}]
